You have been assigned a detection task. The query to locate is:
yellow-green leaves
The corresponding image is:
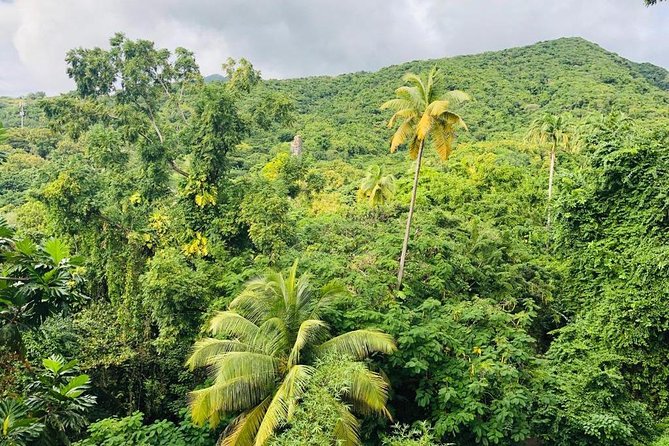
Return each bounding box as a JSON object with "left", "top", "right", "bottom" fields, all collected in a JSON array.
[
  {"left": 381, "top": 68, "right": 469, "bottom": 160},
  {"left": 186, "top": 263, "right": 395, "bottom": 445}
]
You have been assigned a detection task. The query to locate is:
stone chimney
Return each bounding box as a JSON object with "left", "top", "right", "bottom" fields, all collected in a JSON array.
[{"left": 290, "top": 134, "right": 303, "bottom": 157}]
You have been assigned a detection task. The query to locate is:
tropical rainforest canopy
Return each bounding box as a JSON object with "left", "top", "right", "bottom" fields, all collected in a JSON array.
[{"left": 1, "top": 33, "right": 669, "bottom": 446}]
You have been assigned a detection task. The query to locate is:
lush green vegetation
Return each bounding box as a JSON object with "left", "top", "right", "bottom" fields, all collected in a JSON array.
[{"left": 1, "top": 34, "right": 669, "bottom": 446}]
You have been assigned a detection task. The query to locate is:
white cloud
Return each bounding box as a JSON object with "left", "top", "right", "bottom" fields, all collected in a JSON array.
[{"left": 0, "top": 0, "right": 667, "bottom": 96}]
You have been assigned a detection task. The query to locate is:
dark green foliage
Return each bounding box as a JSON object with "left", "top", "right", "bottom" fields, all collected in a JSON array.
[
  {"left": 253, "top": 38, "right": 668, "bottom": 156},
  {"left": 384, "top": 297, "right": 535, "bottom": 445},
  {"left": 535, "top": 329, "right": 656, "bottom": 446},
  {"left": 0, "top": 398, "right": 45, "bottom": 446},
  {"left": 0, "top": 220, "right": 86, "bottom": 357},
  {"left": 534, "top": 115, "right": 669, "bottom": 446}
]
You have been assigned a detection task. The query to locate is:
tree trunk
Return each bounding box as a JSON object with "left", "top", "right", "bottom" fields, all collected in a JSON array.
[
  {"left": 547, "top": 145, "right": 556, "bottom": 227},
  {"left": 397, "top": 140, "right": 425, "bottom": 290}
]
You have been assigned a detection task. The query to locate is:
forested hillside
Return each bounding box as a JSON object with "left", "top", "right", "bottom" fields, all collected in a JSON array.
[{"left": 1, "top": 35, "right": 669, "bottom": 446}]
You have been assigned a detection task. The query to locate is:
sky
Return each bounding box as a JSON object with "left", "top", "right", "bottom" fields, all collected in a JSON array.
[{"left": 0, "top": 0, "right": 668, "bottom": 97}]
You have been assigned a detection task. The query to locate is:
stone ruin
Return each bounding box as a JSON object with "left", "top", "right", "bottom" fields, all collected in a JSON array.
[{"left": 290, "top": 134, "right": 303, "bottom": 156}]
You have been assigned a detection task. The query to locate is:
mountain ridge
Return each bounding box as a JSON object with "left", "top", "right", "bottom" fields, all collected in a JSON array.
[{"left": 245, "top": 36, "right": 668, "bottom": 156}]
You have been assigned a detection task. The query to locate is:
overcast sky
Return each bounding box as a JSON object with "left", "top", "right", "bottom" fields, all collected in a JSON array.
[{"left": 0, "top": 0, "right": 668, "bottom": 97}]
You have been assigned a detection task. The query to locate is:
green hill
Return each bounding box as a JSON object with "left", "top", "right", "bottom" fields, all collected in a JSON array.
[{"left": 252, "top": 37, "right": 668, "bottom": 156}]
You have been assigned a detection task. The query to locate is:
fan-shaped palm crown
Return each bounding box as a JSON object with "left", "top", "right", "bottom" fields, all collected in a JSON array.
[
  {"left": 526, "top": 113, "right": 573, "bottom": 152},
  {"left": 381, "top": 66, "right": 470, "bottom": 161},
  {"left": 526, "top": 112, "right": 575, "bottom": 225},
  {"left": 186, "top": 260, "right": 396, "bottom": 446},
  {"left": 359, "top": 165, "right": 396, "bottom": 207}
]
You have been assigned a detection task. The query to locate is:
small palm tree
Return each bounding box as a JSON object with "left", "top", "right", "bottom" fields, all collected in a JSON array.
[
  {"left": 359, "top": 165, "right": 396, "bottom": 207},
  {"left": 381, "top": 67, "right": 470, "bottom": 289},
  {"left": 186, "top": 260, "right": 396, "bottom": 446},
  {"left": 526, "top": 113, "right": 574, "bottom": 226}
]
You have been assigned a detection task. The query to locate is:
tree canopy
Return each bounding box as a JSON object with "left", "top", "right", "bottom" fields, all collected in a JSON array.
[{"left": 1, "top": 34, "right": 669, "bottom": 446}]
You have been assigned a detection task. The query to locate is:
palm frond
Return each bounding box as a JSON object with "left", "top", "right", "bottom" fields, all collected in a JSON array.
[
  {"left": 390, "top": 119, "right": 415, "bottom": 153},
  {"left": 345, "top": 367, "right": 391, "bottom": 418},
  {"left": 416, "top": 109, "right": 433, "bottom": 141},
  {"left": 288, "top": 320, "right": 329, "bottom": 367},
  {"left": 186, "top": 338, "right": 254, "bottom": 370},
  {"left": 440, "top": 90, "right": 471, "bottom": 106},
  {"left": 387, "top": 108, "right": 417, "bottom": 128},
  {"left": 294, "top": 270, "right": 313, "bottom": 314},
  {"left": 380, "top": 98, "right": 415, "bottom": 113},
  {"left": 254, "top": 317, "right": 288, "bottom": 356},
  {"left": 254, "top": 365, "right": 313, "bottom": 445},
  {"left": 209, "top": 311, "right": 260, "bottom": 341},
  {"left": 317, "top": 330, "right": 396, "bottom": 361},
  {"left": 333, "top": 404, "right": 361, "bottom": 446},
  {"left": 231, "top": 280, "right": 276, "bottom": 323},
  {"left": 189, "top": 370, "right": 276, "bottom": 426},
  {"left": 408, "top": 136, "right": 421, "bottom": 160},
  {"left": 221, "top": 397, "right": 272, "bottom": 446},
  {"left": 210, "top": 352, "right": 278, "bottom": 384},
  {"left": 309, "top": 280, "right": 348, "bottom": 318},
  {"left": 401, "top": 73, "right": 426, "bottom": 104},
  {"left": 397, "top": 86, "right": 424, "bottom": 111},
  {"left": 431, "top": 125, "right": 455, "bottom": 161}
]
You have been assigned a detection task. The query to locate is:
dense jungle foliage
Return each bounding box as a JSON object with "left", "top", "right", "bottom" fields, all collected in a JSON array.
[{"left": 1, "top": 35, "right": 669, "bottom": 445}]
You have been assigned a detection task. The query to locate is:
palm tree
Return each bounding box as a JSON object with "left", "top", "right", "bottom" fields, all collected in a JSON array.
[
  {"left": 526, "top": 113, "right": 574, "bottom": 226},
  {"left": 0, "top": 122, "right": 7, "bottom": 164},
  {"left": 186, "top": 260, "right": 396, "bottom": 446},
  {"left": 381, "top": 67, "right": 470, "bottom": 289},
  {"left": 359, "top": 165, "right": 396, "bottom": 207}
]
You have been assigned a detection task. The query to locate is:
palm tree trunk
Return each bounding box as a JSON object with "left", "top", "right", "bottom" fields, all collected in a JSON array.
[
  {"left": 397, "top": 140, "right": 425, "bottom": 289},
  {"left": 547, "top": 145, "right": 556, "bottom": 227}
]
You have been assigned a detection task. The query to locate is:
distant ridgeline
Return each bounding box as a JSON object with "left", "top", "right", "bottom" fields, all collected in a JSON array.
[
  {"left": 250, "top": 37, "right": 669, "bottom": 157},
  {"left": 3, "top": 37, "right": 668, "bottom": 146}
]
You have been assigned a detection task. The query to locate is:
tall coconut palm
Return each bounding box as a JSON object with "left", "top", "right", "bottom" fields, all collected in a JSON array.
[
  {"left": 381, "top": 67, "right": 470, "bottom": 289},
  {"left": 526, "top": 113, "right": 574, "bottom": 226},
  {"left": 359, "top": 165, "right": 396, "bottom": 207},
  {"left": 0, "top": 123, "right": 7, "bottom": 164},
  {"left": 186, "top": 260, "right": 396, "bottom": 446}
]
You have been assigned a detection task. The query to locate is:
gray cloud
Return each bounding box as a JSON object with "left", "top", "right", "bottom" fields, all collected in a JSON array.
[{"left": 0, "top": 0, "right": 667, "bottom": 96}]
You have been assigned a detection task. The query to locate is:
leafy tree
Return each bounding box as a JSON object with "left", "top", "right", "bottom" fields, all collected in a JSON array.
[
  {"left": 222, "top": 58, "right": 262, "bottom": 94},
  {"left": 64, "top": 33, "right": 202, "bottom": 184},
  {"left": 381, "top": 67, "right": 470, "bottom": 289},
  {"left": 238, "top": 180, "right": 296, "bottom": 260},
  {"left": 525, "top": 112, "right": 575, "bottom": 226},
  {"left": 359, "top": 165, "right": 396, "bottom": 207},
  {"left": 0, "top": 218, "right": 86, "bottom": 357},
  {"left": 186, "top": 261, "right": 396, "bottom": 445},
  {"left": 534, "top": 337, "right": 656, "bottom": 446},
  {"left": 383, "top": 297, "right": 536, "bottom": 445},
  {"left": 26, "top": 355, "right": 96, "bottom": 445}
]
